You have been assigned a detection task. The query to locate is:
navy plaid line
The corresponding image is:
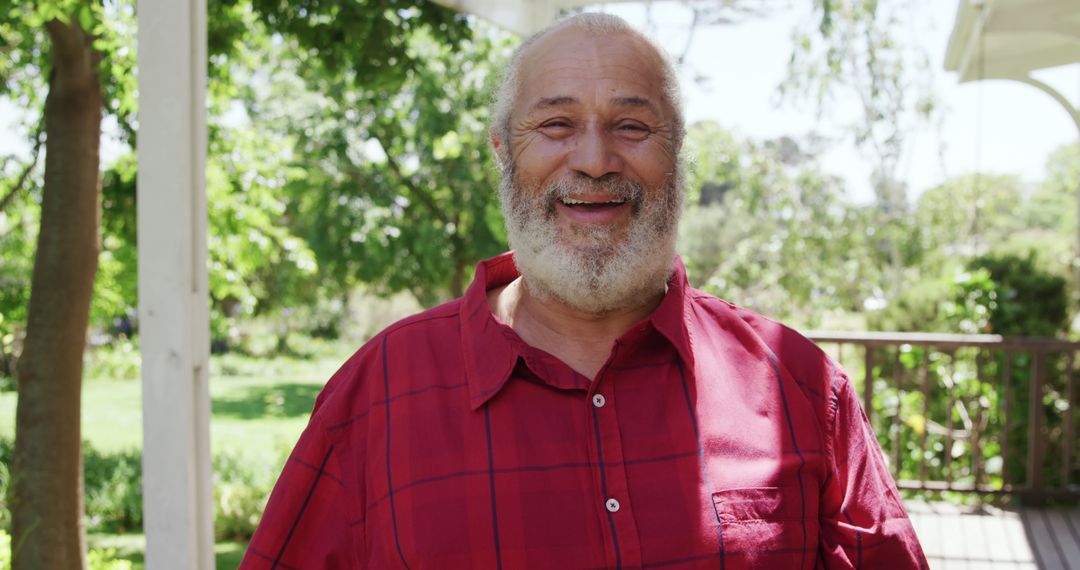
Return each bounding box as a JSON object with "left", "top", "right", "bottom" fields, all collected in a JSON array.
[
  {"left": 623, "top": 450, "right": 699, "bottom": 466},
  {"left": 288, "top": 456, "right": 344, "bottom": 486},
  {"left": 326, "top": 382, "right": 468, "bottom": 432},
  {"left": 484, "top": 402, "right": 504, "bottom": 569},
  {"left": 856, "top": 530, "right": 862, "bottom": 569},
  {"left": 676, "top": 360, "right": 725, "bottom": 570},
  {"left": 273, "top": 445, "right": 334, "bottom": 569},
  {"left": 366, "top": 469, "right": 490, "bottom": 511},
  {"left": 247, "top": 546, "right": 297, "bottom": 570},
  {"left": 365, "top": 451, "right": 704, "bottom": 511},
  {"left": 763, "top": 348, "right": 810, "bottom": 570},
  {"left": 592, "top": 402, "right": 622, "bottom": 569},
  {"left": 501, "top": 460, "right": 594, "bottom": 473},
  {"left": 794, "top": 377, "right": 827, "bottom": 401},
  {"left": 325, "top": 408, "right": 372, "bottom": 432},
  {"left": 382, "top": 334, "right": 411, "bottom": 570},
  {"left": 466, "top": 298, "right": 487, "bottom": 322},
  {"left": 349, "top": 517, "right": 364, "bottom": 527},
  {"left": 820, "top": 526, "right": 901, "bottom": 551},
  {"left": 381, "top": 311, "right": 458, "bottom": 337}
]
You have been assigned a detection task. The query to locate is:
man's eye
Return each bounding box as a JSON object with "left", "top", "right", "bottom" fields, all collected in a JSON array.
[
  {"left": 615, "top": 122, "right": 650, "bottom": 139},
  {"left": 538, "top": 121, "right": 573, "bottom": 138}
]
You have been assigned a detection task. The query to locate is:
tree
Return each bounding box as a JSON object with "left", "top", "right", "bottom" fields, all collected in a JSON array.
[
  {"left": 221, "top": 11, "right": 510, "bottom": 312},
  {"left": 781, "top": 0, "right": 939, "bottom": 300},
  {"left": 1, "top": 1, "right": 134, "bottom": 566},
  {"left": 1, "top": 0, "right": 473, "bottom": 565},
  {"left": 678, "top": 121, "right": 877, "bottom": 324},
  {"left": 913, "top": 174, "right": 1027, "bottom": 271}
]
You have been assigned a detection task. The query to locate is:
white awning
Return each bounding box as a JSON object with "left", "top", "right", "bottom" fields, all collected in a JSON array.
[
  {"left": 943, "top": 0, "right": 1080, "bottom": 131},
  {"left": 944, "top": 0, "right": 1080, "bottom": 83}
]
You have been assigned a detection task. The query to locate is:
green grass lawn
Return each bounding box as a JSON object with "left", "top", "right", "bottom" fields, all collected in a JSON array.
[
  {"left": 0, "top": 346, "right": 351, "bottom": 568},
  {"left": 86, "top": 534, "right": 246, "bottom": 569},
  {"left": 0, "top": 351, "right": 345, "bottom": 455}
]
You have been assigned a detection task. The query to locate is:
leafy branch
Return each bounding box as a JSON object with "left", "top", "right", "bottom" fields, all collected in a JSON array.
[{"left": 0, "top": 120, "right": 44, "bottom": 214}]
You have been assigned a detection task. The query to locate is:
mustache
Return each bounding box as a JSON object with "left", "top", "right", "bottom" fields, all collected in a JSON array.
[{"left": 544, "top": 174, "right": 644, "bottom": 202}]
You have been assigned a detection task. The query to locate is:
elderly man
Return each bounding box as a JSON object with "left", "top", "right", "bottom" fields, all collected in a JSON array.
[{"left": 241, "top": 13, "right": 927, "bottom": 569}]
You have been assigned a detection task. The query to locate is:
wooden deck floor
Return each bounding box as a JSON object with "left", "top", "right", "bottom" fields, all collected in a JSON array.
[{"left": 906, "top": 500, "right": 1080, "bottom": 569}]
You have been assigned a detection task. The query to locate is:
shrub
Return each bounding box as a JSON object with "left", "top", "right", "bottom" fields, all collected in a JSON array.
[
  {"left": 0, "top": 437, "right": 282, "bottom": 542},
  {"left": 83, "top": 444, "right": 143, "bottom": 533},
  {"left": 88, "top": 548, "right": 135, "bottom": 570},
  {"left": 214, "top": 452, "right": 278, "bottom": 541}
]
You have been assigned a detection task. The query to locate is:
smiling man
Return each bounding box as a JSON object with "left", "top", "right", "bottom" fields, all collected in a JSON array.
[{"left": 241, "top": 13, "right": 927, "bottom": 569}]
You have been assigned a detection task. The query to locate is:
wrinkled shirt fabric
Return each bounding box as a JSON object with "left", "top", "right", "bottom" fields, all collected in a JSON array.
[{"left": 240, "top": 252, "right": 928, "bottom": 569}]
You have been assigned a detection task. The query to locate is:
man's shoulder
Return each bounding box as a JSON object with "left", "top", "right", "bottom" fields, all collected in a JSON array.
[
  {"left": 311, "top": 297, "right": 468, "bottom": 424},
  {"left": 686, "top": 288, "right": 840, "bottom": 391}
]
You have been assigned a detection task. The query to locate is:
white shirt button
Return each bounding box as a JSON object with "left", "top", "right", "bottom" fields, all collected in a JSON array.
[
  {"left": 605, "top": 498, "right": 621, "bottom": 513},
  {"left": 592, "top": 394, "right": 606, "bottom": 408}
]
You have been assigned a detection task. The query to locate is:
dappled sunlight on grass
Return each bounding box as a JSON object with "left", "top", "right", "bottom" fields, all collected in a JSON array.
[{"left": 212, "top": 382, "right": 323, "bottom": 419}]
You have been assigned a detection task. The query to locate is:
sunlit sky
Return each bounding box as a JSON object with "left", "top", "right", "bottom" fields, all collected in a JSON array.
[
  {"left": 1, "top": 1, "right": 1077, "bottom": 205},
  {"left": 602, "top": 0, "right": 1079, "bottom": 203}
]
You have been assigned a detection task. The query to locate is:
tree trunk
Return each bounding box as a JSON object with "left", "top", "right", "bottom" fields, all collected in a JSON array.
[{"left": 12, "top": 17, "right": 102, "bottom": 570}]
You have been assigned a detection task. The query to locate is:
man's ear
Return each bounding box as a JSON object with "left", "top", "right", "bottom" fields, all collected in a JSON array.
[{"left": 490, "top": 128, "right": 507, "bottom": 172}]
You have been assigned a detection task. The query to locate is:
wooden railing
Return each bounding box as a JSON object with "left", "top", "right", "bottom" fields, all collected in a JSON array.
[{"left": 807, "top": 332, "right": 1080, "bottom": 502}]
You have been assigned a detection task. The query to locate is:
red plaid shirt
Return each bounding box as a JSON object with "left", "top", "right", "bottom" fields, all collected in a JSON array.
[{"left": 241, "top": 253, "right": 927, "bottom": 569}]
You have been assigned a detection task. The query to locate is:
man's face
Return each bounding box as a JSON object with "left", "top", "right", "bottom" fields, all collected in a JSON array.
[{"left": 495, "top": 28, "right": 684, "bottom": 314}]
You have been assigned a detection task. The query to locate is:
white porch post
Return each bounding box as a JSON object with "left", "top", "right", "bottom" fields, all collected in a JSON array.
[{"left": 136, "top": 0, "right": 214, "bottom": 567}]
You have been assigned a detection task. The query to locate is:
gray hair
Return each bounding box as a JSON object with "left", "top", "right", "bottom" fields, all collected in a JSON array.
[{"left": 490, "top": 12, "right": 685, "bottom": 168}]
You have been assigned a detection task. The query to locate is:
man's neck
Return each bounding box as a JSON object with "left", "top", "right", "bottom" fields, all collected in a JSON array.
[{"left": 488, "top": 277, "right": 664, "bottom": 380}]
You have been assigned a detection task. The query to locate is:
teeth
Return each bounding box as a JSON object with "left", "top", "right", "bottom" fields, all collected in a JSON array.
[{"left": 561, "top": 198, "right": 626, "bottom": 205}]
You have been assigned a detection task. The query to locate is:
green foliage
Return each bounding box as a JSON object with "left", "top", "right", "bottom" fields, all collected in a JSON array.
[
  {"left": 868, "top": 252, "right": 1068, "bottom": 337},
  {"left": 973, "top": 253, "right": 1068, "bottom": 337},
  {"left": 88, "top": 547, "right": 135, "bottom": 570},
  {"left": 679, "top": 121, "right": 878, "bottom": 324},
  {"left": 213, "top": 452, "right": 278, "bottom": 541},
  {"left": 0, "top": 528, "right": 8, "bottom": 567},
  {"left": 0, "top": 436, "right": 9, "bottom": 531},
  {"left": 83, "top": 444, "right": 143, "bottom": 533},
  {"left": 225, "top": 16, "right": 512, "bottom": 307},
  {"left": 0, "top": 437, "right": 283, "bottom": 541},
  {"left": 240, "top": 0, "right": 470, "bottom": 92},
  {"left": 93, "top": 153, "right": 138, "bottom": 329},
  {"left": 912, "top": 174, "right": 1025, "bottom": 272},
  {"left": 0, "top": 1, "right": 138, "bottom": 139}
]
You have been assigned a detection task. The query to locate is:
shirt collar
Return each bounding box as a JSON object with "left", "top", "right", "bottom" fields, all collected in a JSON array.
[{"left": 460, "top": 252, "right": 695, "bottom": 410}]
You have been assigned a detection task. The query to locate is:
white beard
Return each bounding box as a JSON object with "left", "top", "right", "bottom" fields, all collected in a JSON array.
[{"left": 498, "top": 167, "right": 684, "bottom": 314}]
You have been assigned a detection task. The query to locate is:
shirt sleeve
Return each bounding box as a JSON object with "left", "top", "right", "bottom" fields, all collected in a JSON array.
[
  {"left": 239, "top": 415, "right": 361, "bottom": 569},
  {"left": 818, "top": 365, "right": 929, "bottom": 569}
]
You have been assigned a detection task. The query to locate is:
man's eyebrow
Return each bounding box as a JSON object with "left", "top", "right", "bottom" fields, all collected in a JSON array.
[
  {"left": 611, "top": 96, "right": 660, "bottom": 114},
  {"left": 530, "top": 96, "right": 579, "bottom": 111}
]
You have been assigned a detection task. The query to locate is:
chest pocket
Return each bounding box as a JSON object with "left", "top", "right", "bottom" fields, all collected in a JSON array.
[{"left": 712, "top": 486, "right": 817, "bottom": 570}]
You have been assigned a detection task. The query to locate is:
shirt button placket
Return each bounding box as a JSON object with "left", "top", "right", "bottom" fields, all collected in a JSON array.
[{"left": 589, "top": 383, "right": 643, "bottom": 567}]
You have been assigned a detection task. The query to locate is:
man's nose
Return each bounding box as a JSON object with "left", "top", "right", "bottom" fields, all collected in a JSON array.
[{"left": 566, "top": 126, "right": 623, "bottom": 179}]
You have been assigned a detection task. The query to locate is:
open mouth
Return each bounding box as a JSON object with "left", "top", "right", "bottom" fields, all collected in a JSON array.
[{"left": 559, "top": 197, "right": 628, "bottom": 211}]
